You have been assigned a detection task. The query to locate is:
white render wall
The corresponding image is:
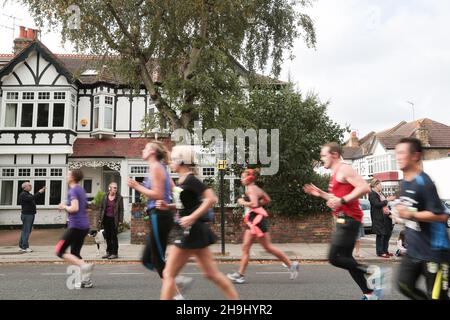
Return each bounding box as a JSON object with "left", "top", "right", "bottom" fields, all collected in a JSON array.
[{"left": 423, "top": 158, "right": 450, "bottom": 199}]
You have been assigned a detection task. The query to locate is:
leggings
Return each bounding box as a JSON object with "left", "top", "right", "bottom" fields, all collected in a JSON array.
[
  {"left": 55, "top": 228, "right": 89, "bottom": 259},
  {"left": 328, "top": 215, "right": 372, "bottom": 294},
  {"left": 142, "top": 209, "right": 174, "bottom": 278}
]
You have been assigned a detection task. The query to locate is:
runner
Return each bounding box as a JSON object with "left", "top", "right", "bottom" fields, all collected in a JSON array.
[
  {"left": 303, "top": 142, "right": 384, "bottom": 300},
  {"left": 393, "top": 137, "right": 450, "bottom": 300},
  {"left": 56, "top": 169, "right": 94, "bottom": 289},
  {"left": 227, "top": 168, "right": 299, "bottom": 284},
  {"left": 158, "top": 145, "right": 239, "bottom": 300},
  {"left": 128, "top": 141, "right": 191, "bottom": 300}
]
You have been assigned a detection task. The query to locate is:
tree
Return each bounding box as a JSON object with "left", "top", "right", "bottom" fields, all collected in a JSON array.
[
  {"left": 22, "top": 0, "right": 316, "bottom": 130},
  {"left": 238, "top": 85, "right": 348, "bottom": 215}
]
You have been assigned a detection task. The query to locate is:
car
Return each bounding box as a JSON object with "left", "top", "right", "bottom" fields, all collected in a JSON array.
[{"left": 359, "top": 199, "right": 372, "bottom": 233}]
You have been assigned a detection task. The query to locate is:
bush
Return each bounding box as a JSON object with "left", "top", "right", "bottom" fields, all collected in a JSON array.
[{"left": 92, "top": 191, "right": 105, "bottom": 208}]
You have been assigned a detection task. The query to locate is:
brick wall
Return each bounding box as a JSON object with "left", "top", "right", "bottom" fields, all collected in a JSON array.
[{"left": 131, "top": 205, "right": 333, "bottom": 244}]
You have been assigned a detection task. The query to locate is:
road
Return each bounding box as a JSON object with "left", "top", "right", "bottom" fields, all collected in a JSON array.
[{"left": 0, "top": 262, "right": 415, "bottom": 300}]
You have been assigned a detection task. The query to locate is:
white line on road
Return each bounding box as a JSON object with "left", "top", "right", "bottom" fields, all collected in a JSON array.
[
  {"left": 180, "top": 272, "right": 203, "bottom": 275},
  {"left": 256, "top": 272, "right": 290, "bottom": 274},
  {"left": 41, "top": 273, "right": 67, "bottom": 275},
  {"left": 108, "top": 273, "right": 145, "bottom": 275}
]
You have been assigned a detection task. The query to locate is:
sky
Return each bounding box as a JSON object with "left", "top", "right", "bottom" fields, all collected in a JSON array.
[{"left": 1, "top": 0, "right": 450, "bottom": 138}]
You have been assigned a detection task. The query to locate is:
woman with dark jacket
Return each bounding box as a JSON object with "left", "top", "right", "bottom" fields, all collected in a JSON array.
[
  {"left": 99, "top": 182, "right": 124, "bottom": 259},
  {"left": 369, "top": 179, "right": 395, "bottom": 258}
]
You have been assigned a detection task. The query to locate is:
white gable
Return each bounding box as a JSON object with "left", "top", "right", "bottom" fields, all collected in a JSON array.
[{"left": 1, "top": 51, "right": 70, "bottom": 86}]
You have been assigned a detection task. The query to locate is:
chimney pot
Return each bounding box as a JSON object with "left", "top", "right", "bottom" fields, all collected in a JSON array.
[{"left": 19, "top": 26, "right": 27, "bottom": 38}]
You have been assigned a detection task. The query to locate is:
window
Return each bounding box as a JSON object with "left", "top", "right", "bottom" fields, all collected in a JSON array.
[
  {"left": 130, "top": 166, "right": 148, "bottom": 174},
  {"left": 5, "top": 103, "right": 17, "bottom": 127},
  {"left": 18, "top": 169, "right": 31, "bottom": 176},
  {"left": 2, "top": 169, "right": 14, "bottom": 176},
  {"left": 94, "top": 96, "right": 100, "bottom": 105},
  {"left": 21, "top": 103, "right": 34, "bottom": 127},
  {"left": 34, "top": 168, "right": 47, "bottom": 176},
  {"left": 6, "top": 92, "right": 18, "bottom": 100},
  {"left": 51, "top": 168, "right": 63, "bottom": 176},
  {"left": 49, "top": 180, "right": 62, "bottom": 205},
  {"left": 37, "top": 103, "right": 49, "bottom": 127},
  {"left": 53, "top": 103, "right": 65, "bottom": 127},
  {"left": 34, "top": 180, "right": 46, "bottom": 205},
  {"left": 104, "top": 107, "right": 113, "bottom": 129},
  {"left": 105, "top": 96, "right": 113, "bottom": 105},
  {"left": 54, "top": 92, "right": 66, "bottom": 100},
  {"left": 0, "top": 181, "right": 13, "bottom": 205},
  {"left": 71, "top": 94, "right": 76, "bottom": 103},
  {"left": 202, "top": 167, "right": 215, "bottom": 176},
  {"left": 131, "top": 177, "right": 145, "bottom": 203},
  {"left": 38, "top": 92, "right": 50, "bottom": 100},
  {"left": 22, "top": 92, "right": 34, "bottom": 100},
  {"left": 93, "top": 106, "right": 99, "bottom": 129},
  {"left": 83, "top": 179, "right": 92, "bottom": 194}
]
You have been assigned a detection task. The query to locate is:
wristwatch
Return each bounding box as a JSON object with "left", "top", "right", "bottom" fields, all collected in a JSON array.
[
  {"left": 446, "top": 215, "right": 450, "bottom": 228},
  {"left": 340, "top": 198, "right": 347, "bottom": 205}
]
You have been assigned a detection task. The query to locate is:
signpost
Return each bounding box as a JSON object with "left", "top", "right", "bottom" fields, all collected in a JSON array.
[{"left": 217, "top": 159, "right": 227, "bottom": 255}]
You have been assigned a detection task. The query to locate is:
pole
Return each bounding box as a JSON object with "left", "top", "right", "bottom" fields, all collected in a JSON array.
[{"left": 220, "top": 168, "right": 225, "bottom": 255}]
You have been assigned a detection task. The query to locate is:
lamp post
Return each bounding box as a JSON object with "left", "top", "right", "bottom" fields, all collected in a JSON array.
[{"left": 406, "top": 101, "right": 415, "bottom": 121}]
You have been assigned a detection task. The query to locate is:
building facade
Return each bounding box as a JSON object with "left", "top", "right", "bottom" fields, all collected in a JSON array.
[
  {"left": 343, "top": 119, "right": 450, "bottom": 195},
  {"left": 0, "top": 29, "right": 229, "bottom": 226}
]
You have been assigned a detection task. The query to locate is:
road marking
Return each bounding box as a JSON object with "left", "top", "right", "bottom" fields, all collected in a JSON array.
[
  {"left": 41, "top": 273, "right": 67, "bottom": 275},
  {"left": 108, "top": 273, "right": 145, "bottom": 275},
  {"left": 180, "top": 272, "right": 203, "bottom": 275},
  {"left": 256, "top": 272, "right": 290, "bottom": 274}
]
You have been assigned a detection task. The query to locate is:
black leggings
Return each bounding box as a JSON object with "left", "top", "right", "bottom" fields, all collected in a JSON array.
[
  {"left": 55, "top": 228, "right": 89, "bottom": 259},
  {"left": 397, "top": 255, "right": 449, "bottom": 300},
  {"left": 328, "top": 215, "right": 372, "bottom": 294},
  {"left": 142, "top": 210, "right": 174, "bottom": 278}
]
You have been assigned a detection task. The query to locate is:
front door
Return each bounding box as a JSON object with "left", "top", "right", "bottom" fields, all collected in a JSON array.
[{"left": 103, "top": 167, "right": 121, "bottom": 194}]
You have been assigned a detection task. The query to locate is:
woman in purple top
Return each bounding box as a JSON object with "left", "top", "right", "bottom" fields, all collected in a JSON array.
[{"left": 56, "top": 169, "right": 94, "bottom": 288}]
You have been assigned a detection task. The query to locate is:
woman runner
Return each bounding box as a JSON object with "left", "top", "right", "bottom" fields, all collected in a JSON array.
[{"left": 227, "top": 168, "right": 300, "bottom": 284}]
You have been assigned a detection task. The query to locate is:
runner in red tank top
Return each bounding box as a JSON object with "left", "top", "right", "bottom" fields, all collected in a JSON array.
[{"left": 303, "top": 142, "right": 387, "bottom": 300}]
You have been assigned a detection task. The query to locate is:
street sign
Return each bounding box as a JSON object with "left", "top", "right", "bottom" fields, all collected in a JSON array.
[{"left": 217, "top": 160, "right": 227, "bottom": 170}]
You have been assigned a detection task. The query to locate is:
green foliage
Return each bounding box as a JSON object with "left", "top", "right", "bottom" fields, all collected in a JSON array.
[
  {"left": 118, "top": 221, "right": 130, "bottom": 234},
  {"left": 237, "top": 85, "right": 349, "bottom": 215},
  {"left": 92, "top": 191, "right": 105, "bottom": 208},
  {"left": 21, "top": 0, "right": 316, "bottom": 130}
]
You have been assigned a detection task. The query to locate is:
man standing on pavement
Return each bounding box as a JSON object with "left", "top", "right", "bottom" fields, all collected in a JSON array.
[
  {"left": 18, "top": 182, "right": 45, "bottom": 253},
  {"left": 98, "top": 182, "right": 124, "bottom": 259},
  {"left": 303, "top": 142, "right": 385, "bottom": 300},
  {"left": 394, "top": 137, "right": 450, "bottom": 300}
]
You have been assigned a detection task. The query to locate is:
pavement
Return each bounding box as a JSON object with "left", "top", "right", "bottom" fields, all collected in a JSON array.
[{"left": 0, "top": 226, "right": 403, "bottom": 264}]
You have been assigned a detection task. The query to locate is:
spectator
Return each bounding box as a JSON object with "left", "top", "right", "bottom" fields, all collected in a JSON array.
[
  {"left": 369, "top": 179, "right": 395, "bottom": 258},
  {"left": 98, "top": 182, "right": 124, "bottom": 259},
  {"left": 18, "top": 182, "right": 45, "bottom": 253}
]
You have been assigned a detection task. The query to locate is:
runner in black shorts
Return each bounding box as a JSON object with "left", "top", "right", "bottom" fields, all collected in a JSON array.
[
  {"left": 56, "top": 169, "right": 94, "bottom": 288},
  {"left": 227, "top": 169, "right": 299, "bottom": 284},
  {"left": 128, "top": 141, "right": 190, "bottom": 300},
  {"left": 158, "top": 145, "right": 238, "bottom": 300}
]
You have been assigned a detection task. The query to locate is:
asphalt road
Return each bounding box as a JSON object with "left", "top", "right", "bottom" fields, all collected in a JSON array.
[{"left": 0, "top": 262, "right": 414, "bottom": 300}]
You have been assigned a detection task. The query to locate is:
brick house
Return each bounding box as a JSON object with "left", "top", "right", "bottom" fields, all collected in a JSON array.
[{"left": 343, "top": 118, "right": 450, "bottom": 194}]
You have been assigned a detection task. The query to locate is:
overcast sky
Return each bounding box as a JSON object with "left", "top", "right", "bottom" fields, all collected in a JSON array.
[{"left": 1, "top": 0, "right": 449, "bottom": 138}]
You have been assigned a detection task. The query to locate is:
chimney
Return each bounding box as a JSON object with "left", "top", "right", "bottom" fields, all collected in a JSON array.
[
  {"left": 347, "top": 131, "right": 360, "bottom": 147},
  {"left": 415, "top": 120, "right": 430, "bottom": 147},
  {"left": 13, "top": 26, "right": 39, "bottom": 55}
]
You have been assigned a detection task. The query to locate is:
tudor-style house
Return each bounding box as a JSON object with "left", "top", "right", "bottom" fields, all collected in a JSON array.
[{"left": 0, "top": 27, "right": 227, "bottom": 226}]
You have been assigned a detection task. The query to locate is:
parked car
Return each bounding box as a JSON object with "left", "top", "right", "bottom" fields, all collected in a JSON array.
[{"left": 359, "top": 199, "right": 372, "bottom": 233}]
